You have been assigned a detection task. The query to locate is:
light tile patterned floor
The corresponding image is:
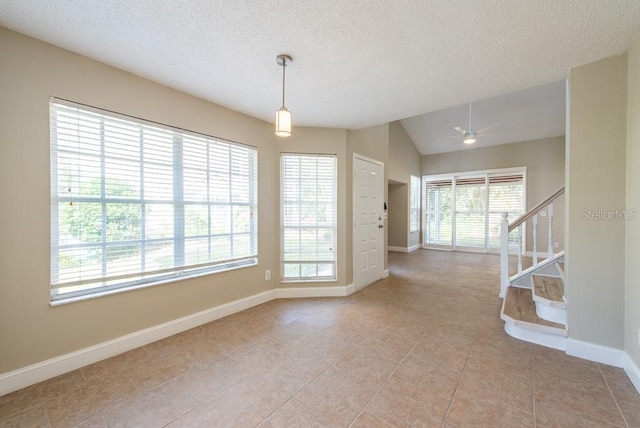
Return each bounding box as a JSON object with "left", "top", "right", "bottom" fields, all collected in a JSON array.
[{"left": 1, "top": 250, "right": 639, "bottom": 427}]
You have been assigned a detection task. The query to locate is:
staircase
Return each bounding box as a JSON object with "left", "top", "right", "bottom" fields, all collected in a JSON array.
[{"left": 499, "top": 187, "right": 567, "bottom": 350}]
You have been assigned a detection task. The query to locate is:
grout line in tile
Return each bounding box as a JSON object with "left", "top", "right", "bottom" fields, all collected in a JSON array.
[
  {"left": 440, "top": 329, "right": 479, "bottom": 427},
  {"left": 530, "top": 347, "right": 537, "bottom": 428},
  {"left": 78, "top": 367, "right": 89, "bottom": 384},
  {"left": 597, "top": 363, "right": 630, "bottom": 428},
  {"left": 253, "top": 355, "right": 337, "bottom": 426},
  {"left": 347, "top": 332, "right": 425, "bottom": 428},
  {"left": 160, "top": 401, "right": 202, "bottom": 428}
]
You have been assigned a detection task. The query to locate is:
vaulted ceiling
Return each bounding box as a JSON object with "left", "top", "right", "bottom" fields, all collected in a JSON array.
[
  {"left": 1, "top": 1, "right": 639, "bottom": 154},
  {"left": 403, "top": 80, "right": 567, "bottom": 155}
]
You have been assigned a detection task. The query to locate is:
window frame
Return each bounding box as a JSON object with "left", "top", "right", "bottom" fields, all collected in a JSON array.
[
  {"left": 50, "top": 98, "right": 258, "bottom": 304},
  {"left": 280, "top": 153, "right": 338, "bottom": 282},
  {"left": 410, "top": 175, "right": 421, "bottom": 233}
]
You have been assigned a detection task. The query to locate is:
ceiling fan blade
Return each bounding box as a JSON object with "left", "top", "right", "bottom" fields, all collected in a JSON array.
[
  {"left": 476, "top": 124, "right": 498, "bottom": 134},
  {"left": 453, "top": 126, "right": 466, "bottom": 134}
]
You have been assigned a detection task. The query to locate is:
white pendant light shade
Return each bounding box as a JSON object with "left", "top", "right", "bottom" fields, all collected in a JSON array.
[
  {"left": 275, "top": 54, "right": 292, "bottom": 137},
  {"left": 275, "top": 107, "right": 291, "bottom": 137}
]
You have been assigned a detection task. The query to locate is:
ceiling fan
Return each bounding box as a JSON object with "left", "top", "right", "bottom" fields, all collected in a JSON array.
[{"left": 454, "top": 102, "right": 477, "bottom": 145}]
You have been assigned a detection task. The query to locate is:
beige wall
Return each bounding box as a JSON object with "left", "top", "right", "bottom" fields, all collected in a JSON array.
[
  {"left": 277, "top": 127, "right": 349, "bottom": 287},
  {"left": 388, "top": 182, "right": 408, "bottom": 248},
  {"left": 626, "top": 38, "right": 640, "bottom": 365},
  {"left": 0, "top": 28, "right": 350, "bottom": 374},
  {"left": 422, "top": 137, "right": 566, "bottom": 252},
  {"left": 388, "top": 121, "right": 422, "bottom": 248},
  {"left": 566, "top": 54, "right": 627, "bottom": 349},
  {"left": 388, "top": 121, "right": 422, "bottom": 182}
]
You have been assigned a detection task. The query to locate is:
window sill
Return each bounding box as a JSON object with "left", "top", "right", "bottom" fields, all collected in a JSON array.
[
  {"left": 279, "top": 278, "right": 337, "bottom": 284},
  {"left": 50, "top": 260, "right": 257, "bottom": 306}
]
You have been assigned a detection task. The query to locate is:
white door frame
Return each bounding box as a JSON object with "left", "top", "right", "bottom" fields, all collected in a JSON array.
[{"left": 353, "top": 153, "right": 385, "bottom": 290}]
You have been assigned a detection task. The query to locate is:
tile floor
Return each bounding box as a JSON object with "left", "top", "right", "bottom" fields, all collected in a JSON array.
[{"left": 1, "top": 250, "right": 639, "bottom": 427}]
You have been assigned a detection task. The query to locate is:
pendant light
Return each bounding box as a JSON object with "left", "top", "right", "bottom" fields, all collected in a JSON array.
[{"left": 275, "top": 54, "right": 292, "bottom": 137}]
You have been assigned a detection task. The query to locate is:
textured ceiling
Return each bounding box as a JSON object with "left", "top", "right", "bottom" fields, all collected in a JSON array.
[{"left": 1, "top": 1, "right": 639, "bottom": 135}]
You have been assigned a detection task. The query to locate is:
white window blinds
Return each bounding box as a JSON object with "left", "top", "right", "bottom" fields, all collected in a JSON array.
[
  {"left": 455, "top": 176, "right": 487, "bottom": 248},
  {"left": 281, "top": 153, "right": 337, "bottom": 281},
  {"left": 487, "top": 174, "right": 525, "bottom": 248},
  {"left": 50, "top": 98, "right": 258, "bottom": 301}
]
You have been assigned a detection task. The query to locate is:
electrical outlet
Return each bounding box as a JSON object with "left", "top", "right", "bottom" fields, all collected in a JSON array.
[
  {"left": 265, "top": 269, "right": 271, "bottom": 281},
  {"left": 554, "top": 242, "right": 560, "bottom": 248},
  {"left": 637, "top": 328, "right": 640, "bottom": 346},
  {"left": 540, "top": 211, "right": 547, "bottom": 217}
]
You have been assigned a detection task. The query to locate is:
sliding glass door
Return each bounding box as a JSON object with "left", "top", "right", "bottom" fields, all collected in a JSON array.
[
  {"left": 487, "top": 175, "right": 526, "bottom": 249},
  {"left": 454, "top": 177, "right": 487, "bottom": 250},
  {"left": 423, "top": 168, "right": 525, "bottom": 252},
  {"left": 425, "top": 179, "right": 452, "bottom": 247}
]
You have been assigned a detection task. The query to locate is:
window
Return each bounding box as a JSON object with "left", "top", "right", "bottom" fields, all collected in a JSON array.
[
  {"left": 424, "top": 168, "right": 525, "bottom": 251},
  {"left": 281, "top": 153, "right": 337, "bottom": 281},
  {"left": 410, "top": 175, "right": 421, "bottom": 232},
  {"left": 50, "top": 98, "right": 258, "bottom": 302}
]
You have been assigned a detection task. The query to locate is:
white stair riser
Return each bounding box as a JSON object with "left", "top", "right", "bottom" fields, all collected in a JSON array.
[
  {"left": 504, "top": 321, "right": 567, "bottom": 351},
  {"left": 534, "top": 262, "right": 563, "bottom": 277},
  {"left": 513, "top": 275, "right": 532, "bottom": 287},
  {"left": 508, "top": 252, "right": 564, "bottom": 286},
  {"left": 512, "top": 262, "right": 564, "bottom": 288},
  {"left": 535, "top": 302, "right": 567, "bottom": 324}
]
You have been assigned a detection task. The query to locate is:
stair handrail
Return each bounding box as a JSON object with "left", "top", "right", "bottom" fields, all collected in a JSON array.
[
  {"left": 508, "top": 187, "right": 565, "bottom": 232},
  {"left": 500, "top": 186, "right": 565, "bottom": 298}
]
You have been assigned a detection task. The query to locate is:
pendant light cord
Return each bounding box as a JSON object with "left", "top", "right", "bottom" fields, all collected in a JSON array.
[{"left": 281, "top": 60, "right": 286, "bottom": 108}]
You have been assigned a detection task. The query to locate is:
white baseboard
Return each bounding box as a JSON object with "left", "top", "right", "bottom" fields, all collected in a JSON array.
[
  {"left": 388, "top": 244, "right": 421, "bottom": 253},
  {"left": 275, "top": 284, "right": 355, "bottom": 298},
  {"left": 408, "top": 244, "right": 421, "bottom": 252},
  {"left": 623, "top": 353, "right": 640, "bottom": 394},
  {"left": 566, "top": 338, "right": 624, "bottom": 367},
  {"left": 354, "top": 272, "right": 387, "bottom": 291},
  {"left": 0, "top": 283, "right": 359, "bottom": 397},
  {"left": 504, "top": 321, "right": 567, "bottom": 351}
]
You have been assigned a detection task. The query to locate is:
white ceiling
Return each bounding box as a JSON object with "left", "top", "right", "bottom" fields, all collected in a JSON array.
[
  {"left": 1, "top": 1, "right": 639, "bottom": 149},
  {"left": 402, "top": 80, "right": 567, "bottom": 155}
]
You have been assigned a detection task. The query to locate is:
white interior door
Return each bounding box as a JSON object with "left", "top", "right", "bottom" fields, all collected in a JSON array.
[{"left": 354, "top": 155, "right": 384, "bottom": 289}]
